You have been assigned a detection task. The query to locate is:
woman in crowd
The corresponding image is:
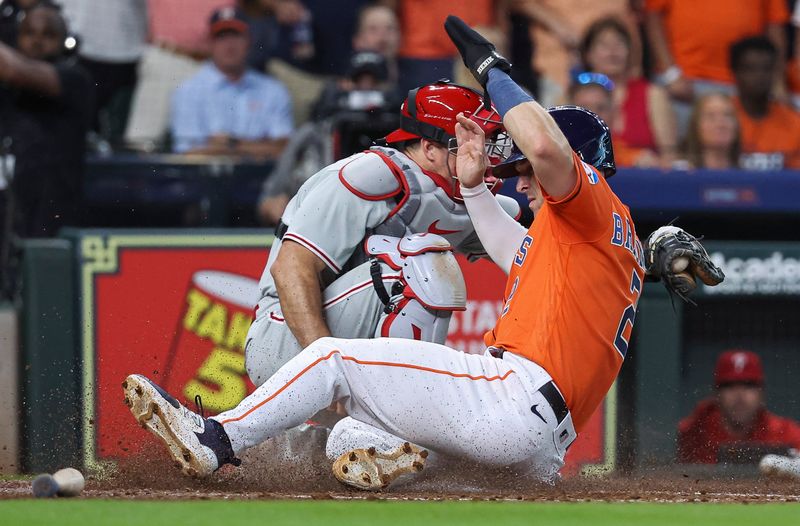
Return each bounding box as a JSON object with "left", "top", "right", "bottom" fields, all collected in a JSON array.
[
  {"left": 681, "top": 92, "right": 741, "bottom": 170},
  {"left": 580, "top": 17, "right": 677, "bottom": 168}
]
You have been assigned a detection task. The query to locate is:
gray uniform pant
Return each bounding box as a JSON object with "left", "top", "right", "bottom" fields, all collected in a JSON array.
[{"left": 245, "top": 261, "right": 392, "bottom": 386}]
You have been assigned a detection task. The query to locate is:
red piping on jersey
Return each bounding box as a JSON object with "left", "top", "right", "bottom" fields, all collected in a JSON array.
[
  {"left": 338, "top": 153, "right": 404, "bottom": 201},
  {"left": 325, "top": 274, "right": 402, "bottom": 308},
  {"left": 282, "top": 233, "right": 341, "bottom": 273},
  {"left": 268, "top": 274, "right": 403, "bottom": 323},
  {"left": 218, "top": 349, "right": 516, "bottom": 425}
]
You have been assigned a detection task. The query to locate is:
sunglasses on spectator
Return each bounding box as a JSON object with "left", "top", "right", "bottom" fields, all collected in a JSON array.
[{"left": 572, "top": 72, "right": 615, "bottom": 92}]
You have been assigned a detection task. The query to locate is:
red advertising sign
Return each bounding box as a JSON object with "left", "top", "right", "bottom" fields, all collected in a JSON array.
[{"left": 82, "top": 234, "right": 612, "bottom": 475}]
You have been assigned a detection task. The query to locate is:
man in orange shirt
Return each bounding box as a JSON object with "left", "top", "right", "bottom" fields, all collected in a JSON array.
[
  {"left": 731, "top": 36, "right": 800, "bottom": 170},
  {"left": 120, "top": 17, "right": 723, "bottom": 491},
  {"left": 645, "top": 0, "right": 788, "bottom": 132}
]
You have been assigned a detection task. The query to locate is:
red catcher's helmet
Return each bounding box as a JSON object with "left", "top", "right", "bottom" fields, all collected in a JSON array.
[
  {"left": 384, "top": 81, "right": 510, "bottom": 201},
  {"left": 385, "top": 81, "right": 504, "bottom": 150}
]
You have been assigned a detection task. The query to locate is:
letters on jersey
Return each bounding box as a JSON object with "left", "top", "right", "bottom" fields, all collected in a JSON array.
[{"left": 485, "top": 155, "right": 646, "bottom": 432}]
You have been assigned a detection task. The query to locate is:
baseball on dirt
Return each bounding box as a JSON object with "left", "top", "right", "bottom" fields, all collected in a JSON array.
[
  {"left": 671, "top": 256, "right": 690, "bottom": 273},
  {"left": 31, "top": 467, "right": 85, "bottom": 498}
]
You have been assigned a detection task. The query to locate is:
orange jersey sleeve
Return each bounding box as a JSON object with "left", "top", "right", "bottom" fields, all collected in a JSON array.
[{"left": 485, "top": 154, "right": 646, "bottom": 431}]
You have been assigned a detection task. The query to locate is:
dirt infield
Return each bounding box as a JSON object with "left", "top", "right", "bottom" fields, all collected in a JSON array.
[{"left": 3, "top": 444, "right": 799, "bottom": 503}]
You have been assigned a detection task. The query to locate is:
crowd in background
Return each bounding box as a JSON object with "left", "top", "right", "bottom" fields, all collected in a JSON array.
[{"left": 2, "top": 0, "right": 800, "bottom": 235}]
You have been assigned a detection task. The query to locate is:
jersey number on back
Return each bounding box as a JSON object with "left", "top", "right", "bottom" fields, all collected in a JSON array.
[{"left": 613, "top": 269, "right": 642, "bottom": 358}]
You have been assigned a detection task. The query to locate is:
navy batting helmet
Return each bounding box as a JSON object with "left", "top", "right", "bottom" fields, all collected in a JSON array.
[{"left": 493, "top": 105, "right": 615, "bottom": 179}]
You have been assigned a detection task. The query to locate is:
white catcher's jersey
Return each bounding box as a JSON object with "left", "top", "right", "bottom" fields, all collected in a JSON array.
[{"left": 256, "top": 146, "right": 520, "bottom": 305}]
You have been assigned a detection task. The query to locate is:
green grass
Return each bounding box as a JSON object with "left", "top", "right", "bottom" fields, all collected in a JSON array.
[{"left": 0, "top": 500, "right": 798, "bottom": 526}]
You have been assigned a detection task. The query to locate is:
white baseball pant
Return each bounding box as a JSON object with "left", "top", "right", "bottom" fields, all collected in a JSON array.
[{"left": 214, "top": 336, "right": 577, "bottom": 481}]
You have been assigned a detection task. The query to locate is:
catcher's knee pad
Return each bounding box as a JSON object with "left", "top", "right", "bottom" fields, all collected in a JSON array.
[{"left": 366, "top": 233, "right": 466, "bottom": 345}]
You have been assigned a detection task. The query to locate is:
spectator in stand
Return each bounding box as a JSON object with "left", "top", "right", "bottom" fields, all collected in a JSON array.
[
  {"left": 170, "top": 7, "right": 292, "bottom": 159},
  {"left": 0, "top": 0, "right": 38, "bottom": 46},
  {"left": 265, "top": 0, "right": 370, "bottom": 125},
  {"left": 351, "top": 3, "right": 400, "bottom": 83},
  {"left": 678, "top": 350, "right": 800, "bottom": 464},
  {"left": 258, "top": 50, "right": 400, "bottom": 225},
  {"left": 580, "top": 17, "right": 676, "bottom": 168},
  {"left": 390, "top": 0, "right": 497, "bottom": 93},
  {"left": 680, "top": 92, "right": 740, "bottom": 170},
  {"left": 524, "top": 0, "right": 642, "bottom": 95},
  {"left": 644, "top": 0, "right": 789, "bottom": 133},
  {"left": 568, "top": 71, "right": 614, "bottom": 124},
  {"left": 59, "top": 0, "right": 147, "bottom": 146},
  {"left": 237, "top": 0, "right": 279, "bottom": 72},
  {"left": 312, "top": 51, "right": 398, "bottom": 121},
  {"left": 731, "top": 36, "right": 800, "bottom": 171},
  {"left": 125, "top": 0, "right": 235, "bottom": 151},
  {"left": 0, "top": 2, "right": 92, "bottom": 238}
]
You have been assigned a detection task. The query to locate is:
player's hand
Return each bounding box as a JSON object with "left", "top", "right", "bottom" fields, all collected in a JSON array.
[
  {"left": 455, "top": 112, "right": 488, "bottom": 189},
  {"left": 444, "top": 15, "right": 511, "bottom": 88}
]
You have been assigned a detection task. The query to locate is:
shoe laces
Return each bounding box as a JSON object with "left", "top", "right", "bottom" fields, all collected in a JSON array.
[{"left": 194, "top": 394, "right": 205, "bottom": 418}]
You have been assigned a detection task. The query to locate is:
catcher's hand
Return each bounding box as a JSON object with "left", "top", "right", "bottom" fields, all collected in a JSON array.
[{"left": 644, "top": 226, "right": 725, "bottom": 302}]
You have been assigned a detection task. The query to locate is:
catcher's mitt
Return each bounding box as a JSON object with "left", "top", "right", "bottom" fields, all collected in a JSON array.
[{"left": 644, "top": 226, "right": 725, "bottom": 303}]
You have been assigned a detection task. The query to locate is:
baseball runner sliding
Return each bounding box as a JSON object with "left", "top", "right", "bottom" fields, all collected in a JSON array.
[{"left": 122, "top": 16, "right": 725, "bottom": 489}]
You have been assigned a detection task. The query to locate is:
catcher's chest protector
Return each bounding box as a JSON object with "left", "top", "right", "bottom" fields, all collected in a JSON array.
[{"left": 366, "top": 146, "right": 478, "bottom": 247}]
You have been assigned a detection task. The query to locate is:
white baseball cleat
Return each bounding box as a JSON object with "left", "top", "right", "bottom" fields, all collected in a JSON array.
[
  {"left": 332, "top": 442, "right": 428, "bottom": 490},
  {"left": 759, "top": 453, "right": 800, "bottom": 479},
  {"left": 122, "top": 374, "right": 239, "bottom": 478}
]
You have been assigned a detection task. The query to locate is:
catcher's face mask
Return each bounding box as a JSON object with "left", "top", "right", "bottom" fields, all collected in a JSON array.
[{"left": 446, "top": 129, "right": 514, "bottom": 168}]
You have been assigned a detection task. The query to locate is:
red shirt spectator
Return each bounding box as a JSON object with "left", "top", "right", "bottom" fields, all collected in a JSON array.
[
  {"left": 579, "top": 17, "right": 676, "bottom": 168},
  {"left": 677, "top": 350, "right": 800, "bottom": 464}
]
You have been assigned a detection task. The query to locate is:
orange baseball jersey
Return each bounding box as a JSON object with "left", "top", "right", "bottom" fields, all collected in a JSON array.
[{"left": 485, "top": 154, "right": 646, "bottom": 431}]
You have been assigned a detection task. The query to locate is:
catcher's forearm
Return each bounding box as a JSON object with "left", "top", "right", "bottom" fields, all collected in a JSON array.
[
  {"left": 271, "top": 243, "right": 332, "bottom": 348},
  {"left": 461, "top": 181, "right": 527, "bottom": 274}
]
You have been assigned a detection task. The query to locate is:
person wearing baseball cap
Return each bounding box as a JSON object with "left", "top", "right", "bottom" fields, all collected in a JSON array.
[
  {"left": 677, "top": 350, "right": 800, "bottom": 463},
  {"left": 169, "top": 6, "right": 293, "bottom": 159}
]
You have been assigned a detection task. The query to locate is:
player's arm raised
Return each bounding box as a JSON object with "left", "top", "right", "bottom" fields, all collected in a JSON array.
[
  {"left": 455, "top": 113, "right": 527, "bottom": 274},
  {"left": 501, "top": 100, "right": 576, "bottom": 199},
  {"left": 445, "top": 15, "right": 576, "bottom": 199}
]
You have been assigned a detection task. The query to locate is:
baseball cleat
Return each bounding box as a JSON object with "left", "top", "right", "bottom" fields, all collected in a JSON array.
[
  {"left": 759, "top": 453, "right": 800, "bottom": 479},
  {"left": 332, "top": 442, "right": 428, "bottom": 490},
  {"left": 122, "top": 374, "right": 239, "bottom": 478}
]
